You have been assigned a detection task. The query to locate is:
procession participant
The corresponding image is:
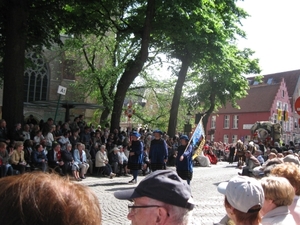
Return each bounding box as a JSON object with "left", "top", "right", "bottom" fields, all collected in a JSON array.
[
  {"left": 114, "top": 170, "right": 194, "bottom": 225},
  {"left": 176, "top": 135, "right": 193, "bottom": 185},
  {"left": 127, "top": 131, "right": 143, "bottom": 184},
  {"left": 149, "top": 130, "right": 168, "bottom": 171},
  {"left": 217, "top": 176, "right": 264, "bottom": 225}
]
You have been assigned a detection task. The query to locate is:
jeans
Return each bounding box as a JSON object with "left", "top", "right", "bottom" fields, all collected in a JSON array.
[{"left": 1, "top": 164, "right": 13, "bottom": 177}]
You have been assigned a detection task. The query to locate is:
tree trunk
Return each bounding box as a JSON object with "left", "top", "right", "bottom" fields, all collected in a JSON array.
[
  {"left": 110, "top": 0, "right": 155, "bottom": 130},
  {"left": 202, "top": 92, "right": 216, "bottom": 133},
  {"left": 2, "top": 0, "right": 28, "bottom": 131},
  {"left": 167, "top": 57, "right": 191, "bottom": 137},
  {"left": 100, "top": 106, "right": 110, "bottom": 125}
]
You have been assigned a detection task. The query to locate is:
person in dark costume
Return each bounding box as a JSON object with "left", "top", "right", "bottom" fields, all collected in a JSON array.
[
  {"left": 128, "top": 131, "right": 143, "bottom": 184},
  {"left": 149, "top": 130, "right": 168, "bottom": 171},
  {"left": 176, "top": 135, "right": 193, "bottom": 185}
]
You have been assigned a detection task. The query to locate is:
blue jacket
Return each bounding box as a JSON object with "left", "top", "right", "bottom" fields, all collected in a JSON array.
[
  {"left": 129, "top": 140, "right": 143, "bottom": 164},
  {"left": 176, "top": 144, "right": 193, "bottom": 172},
  {"left": 149, "top": 139, "right": 168, "bottom": 164},
  {"left": 73, "top": 149, "right": 87, "bottom": 164}
]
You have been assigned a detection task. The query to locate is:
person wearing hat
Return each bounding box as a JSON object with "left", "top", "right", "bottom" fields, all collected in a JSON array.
[
  {"left": 176, "top": 135, "right": 193, "bottom": 185},
  {"left": 217, "top": 176, "right": 264, "bottom": 225},
  {"left": 128, "top": 131, "right": 143, "bottom": 184},
  {"left": 114, "top": 170, "right": 194, "bottom": 225},
  {"left": 149, "top": 130, "right": 168, "bottom": 171}
]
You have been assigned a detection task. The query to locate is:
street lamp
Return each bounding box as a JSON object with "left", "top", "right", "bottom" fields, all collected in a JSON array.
[{"left": 184, "top": 110, "right": 192, "bottom": 134}]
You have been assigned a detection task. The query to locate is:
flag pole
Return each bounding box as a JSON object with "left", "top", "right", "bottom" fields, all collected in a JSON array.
[{"left": 183, "top": 114, "right": 206, "bottom": 152}]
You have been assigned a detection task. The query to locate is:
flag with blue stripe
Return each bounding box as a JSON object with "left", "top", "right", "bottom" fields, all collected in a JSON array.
[{"left": 191, "top": 121, "right": 205, "bottom": 147}]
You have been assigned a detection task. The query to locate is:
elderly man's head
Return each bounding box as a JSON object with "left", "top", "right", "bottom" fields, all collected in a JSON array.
[{"left": 114, "top": 170, "right": 194, "bottom": 225}]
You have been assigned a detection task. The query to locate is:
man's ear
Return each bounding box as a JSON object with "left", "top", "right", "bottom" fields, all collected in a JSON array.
[{"left": 155, "top": 207, "right": 169, "bottom": 225}]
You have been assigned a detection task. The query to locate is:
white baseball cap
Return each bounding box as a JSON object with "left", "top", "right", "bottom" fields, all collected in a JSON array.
[{"left": 217, "top": 176, "right": 264, "bottom": 213}]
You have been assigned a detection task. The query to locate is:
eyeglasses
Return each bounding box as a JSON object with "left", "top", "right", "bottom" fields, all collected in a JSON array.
[{"left": 128, "top": 203, "right": 169, "bottom": 216}]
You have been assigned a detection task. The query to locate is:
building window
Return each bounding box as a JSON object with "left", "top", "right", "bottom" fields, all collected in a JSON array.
[
  {"left": 273, "top": 114, "right": 278, "bottom": 123},
  {"left": 223, "top": 135, "right": 229, "bottom": 144},
  {"left": 277, "top": 101, "right": 282, "bottom": 109},
  {"left": 283, "top": 103, "right": 288, "bottom": 111},
  {"left": 232, "top": 115, "right": 239, "bottom": 129},
  {"left": 211, "top": 116, "right": 216, "bottom": 129},
  {"left": 232, "top": 135, "right": 238, "bottom": 143},
  {"left": 24, "top": 52, "right": 49, "bottom": 102},
  {"left": 253, "top": 80, "right": 259, "bottom": 85},
  {"left": 224, "top": 115, "right": 230, "bottom": 129},
  {"left": 295, "top": 118, "right": 298, "bottom": 129},
  {"left": 282, "top": 90, "right": 285, "bottom": 97},
  {"left": 210, "top": 134, "right": 215, "bottom": 142},
  {"left": 244, "top": 135, "right": 251, "bottom": 142},
  {"left": 267, "top": 78, "right": 273, "bottom": 84}
]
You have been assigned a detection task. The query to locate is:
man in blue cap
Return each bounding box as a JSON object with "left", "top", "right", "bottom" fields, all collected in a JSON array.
[
  {"left": 176, "top": 135, "right": 193, "bottom": 185},
  {"left": 149, "top": 130, "right": 168, "bottom": 171}
]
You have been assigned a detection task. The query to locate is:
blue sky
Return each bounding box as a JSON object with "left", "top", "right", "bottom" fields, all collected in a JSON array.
[{"left": 237, "top": 0, "right": 300, "bottom": 75}]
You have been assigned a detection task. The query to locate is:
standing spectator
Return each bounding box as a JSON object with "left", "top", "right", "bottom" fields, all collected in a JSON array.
[
  {"left": 149, "top": 130, "right": 168, "bottom": 171},
  {"left": 0, "top": 119, "right": 10, "bottom": 144},
  {"left": 26, "top": 114, "right": 37, "bottom": 125},
  {"left": 228, "top": 143, "right": 236, "bottom": 164},
  {"left": 0, "top": 142, "right": 13, "bottom": 177},
  {"left": 10, "top": 141, "right": 27, "bottom": 174},
  {"left": 128, "top": 131, "right": 143, "bottom": 184},
  {"left": 73, "top": 142, "right": 89, "bottom": 179},
  {"left": 109, "top": 146, "right": 120, "bottom": 175},
  {"left": 31, "top": 144, "right": 48, "bottom": 172},
  {"left": 217, "top": 176, "right": 264, "bottom": 225},
  {"left": 176, "top": 135, "right": 193, "bottom": 185},
  {"left": 95, "top": 145, "right": 115, "bottom": 178}
]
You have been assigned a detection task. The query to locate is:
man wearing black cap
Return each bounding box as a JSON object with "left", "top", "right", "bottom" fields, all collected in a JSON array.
[
  {"left": 149, "top": 130, "right": 168, "bottom": 171},
  {"left": 114, "top": 170, "right": 194, "bottom": 225}
]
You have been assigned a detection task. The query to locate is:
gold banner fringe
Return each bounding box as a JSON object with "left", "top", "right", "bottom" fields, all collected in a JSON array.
[{"left": 192, "top": 138, "right": 205, "bottom": 160}]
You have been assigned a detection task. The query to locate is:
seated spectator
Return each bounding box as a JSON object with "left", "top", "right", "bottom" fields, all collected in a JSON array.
[
  {"left": 282, "top": 154, "right": 300, "bottom": 165},
  {"left": 118, "top": 145, "right": 129, "bottom": 176},
  {"left": 22, "top": 124, "right": 31, "bottom": 141},
  {"left": 33, "top": 130, "right": 44, "bottom": 145},
  {"left": 218, "top": 176, "right": 264, "bottom": 225},
  {"left": 0, "top": 142, "right": 13, "bottom": 177},
  {"left": 95, "top": 145, "right": 115, "bottom": 178},
  {"left": 58, "top": 130, "right": 70, "bottom": 151},
  {"left": 10, "top": 123, "right": 24, "bottom": 142},
  {"left": 254, "top": 150, "right": 265, "bottom": 165},
  {"left": 23, "top": 139, "right": 34, "bottom": 169},
  {"left": 47, "top": 142, "right": 64, "bottom": 176},
  {"left": 82, "top": 143, "right": 93, "bottom": 175},
  {"left": 238, "top": 150, "right": 260, "bottom": 176},
  {"left": 260, "top": 176, "right": 296, "bottom": 224},
  {"left": 10, "top": 141, "right": 26, "bottom": 174},
  {"left": 0, "top": 172, "right": 102, "bottom": 225},
  {"left": 61, "top": 143, "right": 81, "bottom": 181},
  {"left": 73, "top": 142, "right": 89, "bottom": 179},
  {"left": 109, "top": 146, "right": 120, "bottom": 175},
  {"left": 31, "top": 144, "right": 48, "bottom": 172},
  {"left": 0, "top": 119, "right": 10, "bottom": 144},
  {"left": 270, "top": 163, "right": 300, "bottom": 223}
]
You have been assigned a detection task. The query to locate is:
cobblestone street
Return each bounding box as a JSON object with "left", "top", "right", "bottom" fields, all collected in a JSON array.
[{"left": 81, "top": 162, "right": 240, "bottom": 225}]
